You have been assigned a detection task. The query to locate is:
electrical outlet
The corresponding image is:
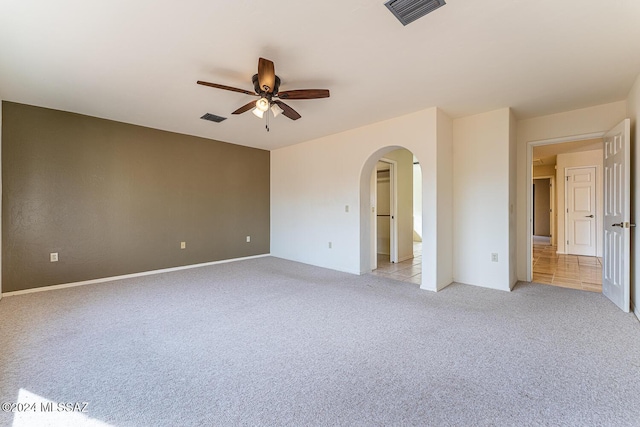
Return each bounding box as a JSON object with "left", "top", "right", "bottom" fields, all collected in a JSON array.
[
  {"left": 246, "top": 236, "right": 251, "bottom": 243},
  {"left": 491, "top": 253, "right": 498, "bottom": 262},
  {"left": 50, "top": 252, "right": 58, "bottom": 262},
  {"left": 180, "top": 242, "right": 186, "bottom": 249},
  {"left": 345, "top": 205, "right": 349, "bottom": 213},
  {"left": 328, "top": 242, "right": 332, "bottom": 249}
]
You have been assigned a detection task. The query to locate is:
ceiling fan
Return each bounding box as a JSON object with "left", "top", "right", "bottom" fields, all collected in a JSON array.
[{"left": 197, "top": 58, "right": 330, "bottom": 128}]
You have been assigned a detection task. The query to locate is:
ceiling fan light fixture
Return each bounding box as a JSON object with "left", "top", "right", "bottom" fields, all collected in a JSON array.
[
  {"left": 271, "top": 103, "right": 283, "bottom": 118},
  {"left": 256, "top": 97, "right": 269, "bottom": 112},
  {"left": 252, "top": 108, "right": 264, "bottom": 118}
]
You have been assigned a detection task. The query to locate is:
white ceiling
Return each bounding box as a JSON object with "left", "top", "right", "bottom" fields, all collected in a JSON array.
[{"left": 1, "top": 0, "right": 639, "bottom": 151}]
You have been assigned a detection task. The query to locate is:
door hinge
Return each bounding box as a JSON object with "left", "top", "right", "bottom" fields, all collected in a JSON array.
[
  {"left": 566, "top": 176, "right": 569, "bottom": 181},
  {"left": 567, "top": 240, "right": 569, "bottom": 245}
]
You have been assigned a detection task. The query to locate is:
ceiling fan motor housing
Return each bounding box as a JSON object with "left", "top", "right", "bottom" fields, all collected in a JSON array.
[{"left": 252, "top": 74, "right": 280, "bottom": 96}]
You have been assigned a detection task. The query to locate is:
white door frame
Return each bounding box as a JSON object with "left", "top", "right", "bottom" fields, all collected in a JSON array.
[
  {"left": 371, "top": 158, "right": 398, "bottom": 266},
  {"left": 526, "top": 132, "right": 605, "bottom": 282}
]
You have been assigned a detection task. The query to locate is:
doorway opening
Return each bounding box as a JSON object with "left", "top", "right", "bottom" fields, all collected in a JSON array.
[
  {"left": 532, "top": 177, "right": 553, "bottom": 246},
  {"left": 375, "top": 159, "right": 397, "bottom": 266},
  {"left": 529, "top": 136, "right": 604, "bottom": 293},
  {"left": 363, "top": 148, "right": 422, "bottom": 286}
]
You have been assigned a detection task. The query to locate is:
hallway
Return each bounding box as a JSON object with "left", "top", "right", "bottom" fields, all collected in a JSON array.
[
  {"left": 532, "top": 242, "right": 602, "bottom": 293},
  {"left": 370, "top": 242, "right": 422, "bottom": 285}
]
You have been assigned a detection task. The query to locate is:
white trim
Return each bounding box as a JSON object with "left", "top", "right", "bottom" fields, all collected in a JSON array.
[
  {"left": 1, "top": 254, "right": 270, "bottom": 297},
  {"left": 529, "top": 132, "right": 605, "bottom": 147},
  {"left": 633, "top": 301, "right": 640, "bottom": 323},
  {"left": 526, "top": 131, "right": 606, "bottom": 282}
]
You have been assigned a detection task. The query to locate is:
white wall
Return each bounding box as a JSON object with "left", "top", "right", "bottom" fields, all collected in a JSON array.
[
  {"left": 413, "top": 163, "right": 423, "bottom": 241},
  {"left": 436, "top": 110, "right": 454, "bottom": 288},
  {"left": 516, "top": 101, "right": 627, "bottom": 280},
  {"left": 627, "top": 73, "right": 640, "bottom": 319},
  {"left": 0, "top": 100, "right": 2, "bottom": 299},
  {"left": 555, "top": 149, "right": 603, "bottom": 256},
  {"left": 452, "top": 108, "right": 513, "bottom": 291},
  {"left": 509, "top": 109, "right": 517, "bottom": 288},
  {"left": 271, "top": 107, "right": 453, "bottom": 291}
]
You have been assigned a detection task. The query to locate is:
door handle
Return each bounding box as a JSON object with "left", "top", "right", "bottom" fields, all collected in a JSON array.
[
  {"left": 585, "top": 215, "right": 594, "bottom": 218},
  {"left": 612, "top": 222, "right": 637, "bottom": 228}
]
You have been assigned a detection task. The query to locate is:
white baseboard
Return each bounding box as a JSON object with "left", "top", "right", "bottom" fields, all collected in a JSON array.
[
  {"left": 632, "top": 300, "right": 640, "bottom": 323},
  {"left": 1, "top": 254, "right": 271, "bottom": 297}
]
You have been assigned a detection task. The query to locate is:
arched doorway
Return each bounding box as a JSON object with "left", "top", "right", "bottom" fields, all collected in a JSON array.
[{"left": 360, "top": 146, "right": 423, "bottom": 286}]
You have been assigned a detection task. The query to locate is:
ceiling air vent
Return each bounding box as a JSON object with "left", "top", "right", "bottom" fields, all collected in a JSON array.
[
  {"left": 384, "top": 0, "right": 446, "bottom": 26},
  {"left": 200, "top": 113, "right": 226, "bottom": 123}
]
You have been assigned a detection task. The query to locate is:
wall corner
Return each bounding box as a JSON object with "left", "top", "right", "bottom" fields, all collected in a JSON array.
[{"left": 435, "top": 108, "right": 454, "bottom": 288}]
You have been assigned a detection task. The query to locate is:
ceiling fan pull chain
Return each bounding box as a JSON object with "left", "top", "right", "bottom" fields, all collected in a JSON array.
[{"left": 266, "top": 108, "right": 270, "bottom": 132}]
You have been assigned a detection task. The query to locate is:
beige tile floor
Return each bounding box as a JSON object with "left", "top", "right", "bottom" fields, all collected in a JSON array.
[
  {"left": 370, "top": 241, "right": 602, "bottom": 292},
  {"left": 532, "top": 243, "right": 602, "bottom": 293},
  {"left": 370, "top": 242, "right": 422, "bottom": 285}
]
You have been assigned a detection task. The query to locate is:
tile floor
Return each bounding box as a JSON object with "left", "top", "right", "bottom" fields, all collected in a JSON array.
[
  {"left": 532, "top": 242, "right": 602, "bottom": 293},
  {"left": 370, "top": 241, "right": 602, "bottom": 293},
  {"left": 370, "top": 242, "right": 422, "bottom": 285}
]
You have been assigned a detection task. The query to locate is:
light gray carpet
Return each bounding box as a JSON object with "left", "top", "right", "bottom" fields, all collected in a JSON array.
[{"left": 1, "top": 257, "right": 639, "bottom": 427}]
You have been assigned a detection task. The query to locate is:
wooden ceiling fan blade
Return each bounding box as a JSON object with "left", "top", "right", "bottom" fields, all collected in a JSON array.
[
  {"left": 232, "top": 101, "right": 258, "bottom": 115},
  {"left": 277, "top": 89, "right": 330, "bottom": 100},
  {"left": 274, "top": 100, "right": 301, "bottom": 120},
  {"left": 258, "top": 58, "right": 276, "bottom": 93},
  {"left": 197, "top": 80, "right": 256, "bottom": 96}
]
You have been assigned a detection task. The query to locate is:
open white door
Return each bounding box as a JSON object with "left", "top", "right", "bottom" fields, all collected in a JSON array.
[{"left": 603, "top": 119, "right": 631, "bottom": 312}]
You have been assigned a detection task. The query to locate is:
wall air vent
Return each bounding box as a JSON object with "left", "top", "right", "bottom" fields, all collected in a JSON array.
[
  {"left": 384, "top": 0, "right": 446, "bottom": 26},
  {"left": 200, "top": 113, "right": 227, "bottom": 123}
]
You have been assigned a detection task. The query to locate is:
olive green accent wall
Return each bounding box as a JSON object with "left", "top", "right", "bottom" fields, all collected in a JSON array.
[{"left": 2, "top": 101, "right": 270, "bottom": 292}]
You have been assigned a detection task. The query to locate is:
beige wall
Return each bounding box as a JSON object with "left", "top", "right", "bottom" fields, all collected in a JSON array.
[
  {"left": 375, "top": 166, "right": 391, "bottom": 255},
  {"left": 627, "top": 73, "right": 640, "bottom": 317},
  {"left": 533, "top": 179, "right": 551, "bottom": 236},
  {"left": 2, "top": 102, "right": 270, "bottom": 292},
  {"left": 533, "top": 164, "right": 556, "bottom": 178},
  {"left": 516, "top": 101, "right": 627, "bottom": 280}
]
